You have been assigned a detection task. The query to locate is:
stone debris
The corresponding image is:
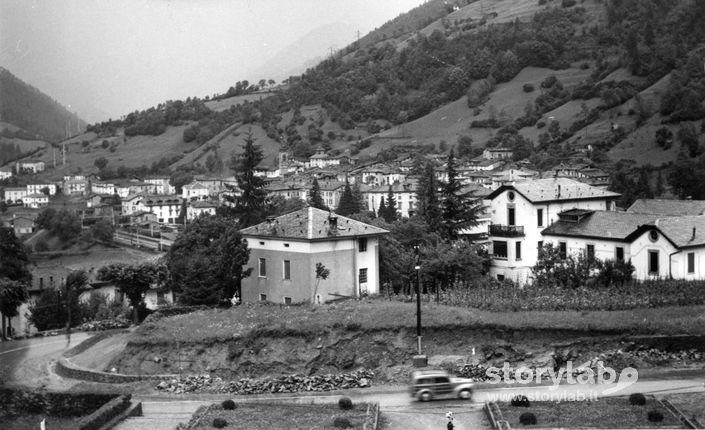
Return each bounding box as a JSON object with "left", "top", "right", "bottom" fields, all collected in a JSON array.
[
  {"left": 77, "top": 318, "right": 131, "bottom": 331},
  {"left": 455, "top": 346, "right": 705, "bottom": 382},
  {"left": 155, "top": 368, "right": 375, "bottom": 394}
]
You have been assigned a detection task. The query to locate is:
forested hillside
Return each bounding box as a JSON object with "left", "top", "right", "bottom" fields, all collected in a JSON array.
[
  {"left": 0, "top": 67, "right": 86, "bottom": 142},
  {"left": 73, "top": 0, "right": 705, "bottom": 202}
]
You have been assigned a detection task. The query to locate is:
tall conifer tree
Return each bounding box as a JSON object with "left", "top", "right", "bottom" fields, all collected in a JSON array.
[{"left": 309, "top": 178, "right": 326, "bottom": 210}]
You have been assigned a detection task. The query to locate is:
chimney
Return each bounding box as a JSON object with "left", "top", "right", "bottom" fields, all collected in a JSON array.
[
  {"left": 328, "top": 215, "right": 338, "bottom": 235},
  {"left": 265, "top": 215, "right": 277, "bottom": 234},
  {"left": 692, "top": 227, "right": 697, "bottom": 241},
  {"left": 557, "top": 184, "right": 561, "bottom": 198}
]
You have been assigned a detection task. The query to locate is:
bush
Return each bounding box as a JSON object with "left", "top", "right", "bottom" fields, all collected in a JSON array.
[
  {"left": 629, "top": 393, "right": 646, "bottom": 406},
  {"left": 212, "top": 417, "right": 228, "bottom": 428},
  {"left": 523, "top": 83, "right": 535, "bottom": 93},
  {"left": 333, "top": 416, "right": 353, "bottom": 428},
  {"left": 647, "top": 410, "right": 664, "bottom": 422},
  {"left": 511, "top": 395, "right": 530, "bottom": 407},
  {"left": 562, "top": 0, "right": 576, "bottom": 7},
  {"left": 338, "top": 396, "right": 353, "bottom": 410},
  {"left": 221, "top": 399, "right": 236, "bottom": 410},
  {"left": 519, "top": 412, "right": 537, "bottom": 425}
]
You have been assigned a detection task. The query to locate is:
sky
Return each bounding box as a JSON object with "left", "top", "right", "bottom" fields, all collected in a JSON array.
[{"left": 0, "top": 0, "right": 422, "bottom": 123}]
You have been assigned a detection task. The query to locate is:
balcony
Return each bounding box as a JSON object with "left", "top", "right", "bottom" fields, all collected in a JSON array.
[{"left": 489, "top": 224, "right": 525, "bottom": 237}]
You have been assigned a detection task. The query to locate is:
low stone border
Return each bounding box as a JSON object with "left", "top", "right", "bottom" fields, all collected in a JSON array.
[
  {"left": 657, "top": 397, "right": 702, "bottom": 429},
  {"left": 55, "top": 356, "right": 176, "bottom": 384},
  {"left": 75, "top": 394, "right": 132, "bottom": 430},
  {"left": 363, "top": 402, "right": 379, "bottom": 430},
  {"left": 484, "top": 401, "right": 511, "bottom": 430},
  {"left": 63, "top": 329, "right": 129, "bottom": 358}
]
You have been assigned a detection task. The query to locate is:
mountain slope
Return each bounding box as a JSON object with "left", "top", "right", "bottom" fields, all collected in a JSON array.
[{"left": 0, "top": 67, "right": 86, "bottom": 142}]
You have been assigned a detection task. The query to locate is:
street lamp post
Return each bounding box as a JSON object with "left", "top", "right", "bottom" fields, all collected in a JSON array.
[
  {"left": 413, "top": 245, "right": 427, "bottom": 367},
  {"left": 414, "top": 246, "right": 422, "bottom": 355}
]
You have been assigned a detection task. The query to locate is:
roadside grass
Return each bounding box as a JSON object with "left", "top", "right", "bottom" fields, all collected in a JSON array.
[
  {"left": 499, "top": 396, "right": 681, "bottom": 428},
  {"left": 131, "top": 298, "right": 705, "bottom": 345},
  {"left": 191, "top": 401, "right": 369, "bottom": 430},
  {"left": 2, "top": 415, "right": 79, "bottom": 430}
]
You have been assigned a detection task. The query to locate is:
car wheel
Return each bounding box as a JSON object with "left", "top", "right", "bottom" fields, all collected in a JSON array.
[
  {"left": 419, "top": 391, "right": 432, "bottom": 402},
  {"left": 459, "top": 389, "right": 472, "bottom": 400}
]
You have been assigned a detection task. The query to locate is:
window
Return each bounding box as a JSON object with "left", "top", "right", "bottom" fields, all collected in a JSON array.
[
  {"left": 39, "top": 278, "right": 44, "bottom": 288},
  {"left": 358, "top": 238, "right": 367, "bottom": 252},
  {"left": 649, "top": 250, "right": 659, "bottom": 274},
  {"left": 259, "top": 294, "right": 267, "bottom": 302},
  {"left": 497, "top": 274, "right": 505, "bottom": 281},
  {"left": 284, "top": 243, "right": 290, "bottom": 248},
  {"left": 515, "top": 241, "right": 522, "bottom": 260},
  {"left": 258, "top": 258, "right": 266, "bottom": 277},
  {"left": 616, "top": 247, "right": 624, "bottom": 261},
  {"left": 493, "top": 241, "right": 508, "bottom": 258},
  {"left": 359, "top": 268, "right": 368, "bottom": 284},
  {"left": 688, "top": 252, "right": 695, "bottom": 274},
  {"left": 649, "top": 230, "right": 659, "bottom": 242},
  {"left": 259, "top": 241, "right": 265, "bottom": 245},
  {"left": 283, "top": 296, "right": 292, "bottom": 305},
  {"left": 537, "top": 209, "right": 543, "bottom": 227},
  {"left": 508, "top": 207, "right": 516, "bottom": 226},
  {"left": 559, "top": 242, "right": 567, "bottom": 259},
  {"left": 586, "top": 244, "right": 595, "bottom": 261},
  {"left": 283, "top": 260, "right": 291, "bottom": 280}
]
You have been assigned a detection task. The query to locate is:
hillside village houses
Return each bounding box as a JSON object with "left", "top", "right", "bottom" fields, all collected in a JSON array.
[
  {"left": 8, "top": 143, "right": 705, "bottom": 290},
  {"left": 0, "top": 166, "right": 13, "bottom": 180},
  {"left": 17, "top": 161, "right": 45, "bottom": 173},
  {"left": 239, "top": 207, "right": 388, "bottom": 304}
]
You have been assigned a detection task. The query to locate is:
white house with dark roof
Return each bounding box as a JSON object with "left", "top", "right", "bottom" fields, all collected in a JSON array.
[
  {"left": 3, "top": 187, "right": 27, "bottom": 204},
  {"left": 362, "top": 180, "right": 419, "bottom": 218},
  {"left": 541, "top": 210, "right": 705, "bottom": 280},
  {"left": 27, "top": 182, "right": 57, "bottom": 196},
  {"left": 0, "top": 167, "right": 13, "bottom": 180},
  {"left": 23, "top": 193, "right": 49, "bottom": 209},
  {"left": 143, "top": 175, "right": 175, "bottom": 195},
  {"left": 182, "top": 181, "right": 210, "bottom": 201},
  {"left": 186, "top": 200, "right": 218, "bottom": 221},
  {"left": 139, "top": 195, "right": 183, "bottom": 224},
  {"left": 307, "top": 149, "right": 340, "bottom": 169},
  {"left": 486, "top": 178, "right": 621, "bottom": 283},
  {"left": 239, "top": 207, "right": 388, "bottom": 304},
  {"left": 18, "top": 161, "right": 45, "bottom": 173}
]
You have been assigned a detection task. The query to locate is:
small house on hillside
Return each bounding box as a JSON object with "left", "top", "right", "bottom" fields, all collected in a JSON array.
[{"left": 239, "top": 207, "right": 388, "bottom": 304}]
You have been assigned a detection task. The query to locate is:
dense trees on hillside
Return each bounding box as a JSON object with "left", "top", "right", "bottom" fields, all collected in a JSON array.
[{"left": 0, "top": 68, "right": 86, "bottom": 142}]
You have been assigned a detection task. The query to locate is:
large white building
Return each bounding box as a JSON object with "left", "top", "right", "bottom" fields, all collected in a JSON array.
[
  {"left": 4, "top": 187, "right": 27, "bottom": 204},
  {"left": 542, "top": 211, "right": 705, "bottom": 280},
  {"left": 486, "top": 178, "right": 620, "bottom": 283}
]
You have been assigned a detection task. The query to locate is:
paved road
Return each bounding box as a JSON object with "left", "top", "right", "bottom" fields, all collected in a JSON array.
[
  {"left": 3, "top": 335, "right": 704, "bottom": 429},
  {"left": 0, "top": 332, "right": 91, "bottom": 389}
]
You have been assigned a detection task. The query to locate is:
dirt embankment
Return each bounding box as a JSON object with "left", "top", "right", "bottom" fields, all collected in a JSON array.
[{"left": 106, "top": 327, "right": 705, "bottom": 384}]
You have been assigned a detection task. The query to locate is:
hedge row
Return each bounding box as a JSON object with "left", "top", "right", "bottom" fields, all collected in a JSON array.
[
  {"left": 436, "top": 280, "right": 705, "bottom": 311},
  {"left": 0, "top": 387, "right": 118, "bottom": 418}
]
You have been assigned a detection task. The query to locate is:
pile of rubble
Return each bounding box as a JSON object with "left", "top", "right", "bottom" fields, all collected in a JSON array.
[
  {"left": 77, "top": 318, "right": 130, "bottom": 331},
  {"left": 155, "top": 368, "right": 375, "bottom": 394},
  {"left": 599, "top": 347, "right": 704, "bottom": 367}
]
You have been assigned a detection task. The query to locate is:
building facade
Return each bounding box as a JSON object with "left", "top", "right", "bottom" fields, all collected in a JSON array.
[
  {"left": 240, "top": 207, "right": 388, "bottom": 304},
  {"left": 486, "top": 178, "right": 620, "bottom": 284}
]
